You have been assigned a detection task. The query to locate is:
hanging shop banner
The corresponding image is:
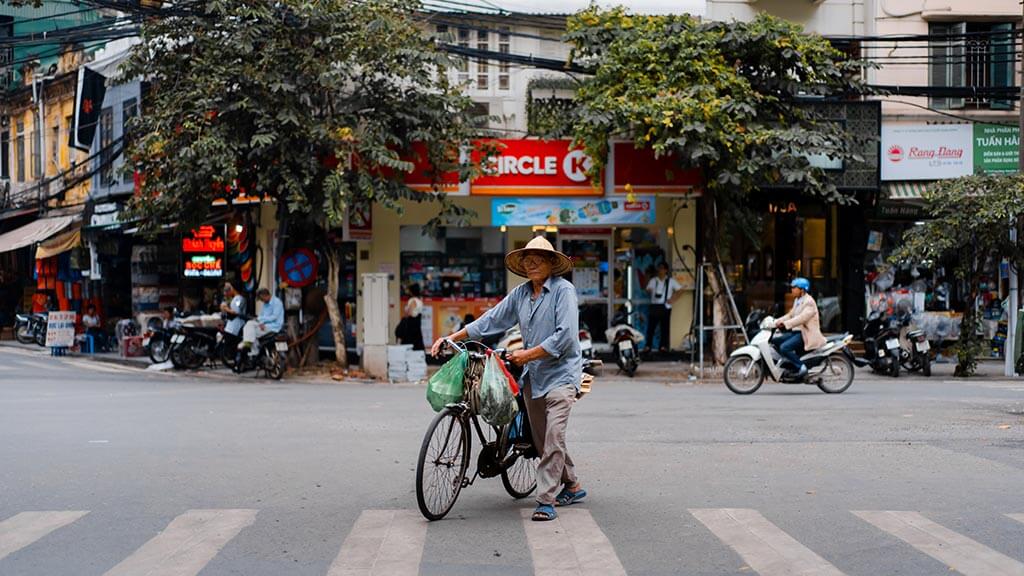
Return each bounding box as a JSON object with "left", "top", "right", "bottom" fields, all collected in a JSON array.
[
  {"left": 881, "top": 124, "right": 973, "bottom": 181},
  {"left": 181, "top": 225, "right": 226, "bottom": 279},
  {"left": 45, "top": 311, "right": 77, "bottom": 348},
  {"left": 343, "top": 204, "right": 373, "bottom": 241},
  {"left": 472, "top": 140, "right": 601, "bottom": 196},
  {"left": 973, "top": 123, "right": 1019, "bottom": 175},
  {"left": 611, "top": 142, "right": 703, "bottom": 194},
  {"left": 491, "top": 196, "right": 656, "bottom": 227}
]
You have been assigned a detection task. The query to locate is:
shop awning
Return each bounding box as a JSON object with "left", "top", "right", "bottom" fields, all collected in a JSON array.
[
  {"left": 35, "top": 227, "right": 81, "bottom": 259},
  {"left": 885, "top": 181, "right": 933, "bottom": 200},
  {"left": 0, "top": 216, "right": 76, "bottom": 254}
]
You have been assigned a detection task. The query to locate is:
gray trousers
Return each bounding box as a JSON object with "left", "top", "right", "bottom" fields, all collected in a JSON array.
[{"left": 523, "top": 376, "right": 578, "bottom": 506}]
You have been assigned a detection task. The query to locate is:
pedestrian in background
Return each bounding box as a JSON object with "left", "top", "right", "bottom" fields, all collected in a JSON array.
[{"left": 645, "top": 262, "right": 681, "bottom": 353}]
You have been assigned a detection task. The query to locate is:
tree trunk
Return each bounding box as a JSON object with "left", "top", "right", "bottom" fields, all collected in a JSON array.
[
  {"left": 705, "top": 270, "right": 730, "bottom": 365},
  {"left": 324, "top": 243, "right": 348, "bottom": 368},
  {"left": 701, "top": 194, "right": 730, "bottom": 365}
]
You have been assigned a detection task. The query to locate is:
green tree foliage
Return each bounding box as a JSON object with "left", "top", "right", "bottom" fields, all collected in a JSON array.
[
  {"left": 121, "top": 0, "right": 484, "bottom": 365},
  {"left": 563, "top": 8, "right": 873, "bottom": 361},
  {"left": 891, "top": 174, "right": 1024, "bottom": 377}
]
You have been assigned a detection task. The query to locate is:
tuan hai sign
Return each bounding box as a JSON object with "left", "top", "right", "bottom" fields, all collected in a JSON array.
[
  {"left": 181, "top": 225, "right": 226, "bottom": 278},
  {"left": 974, "top": 123, "right": 1019, "bottom": 175},
  {"left": 881, "top": 124, "right": 973, "bottom": 181}
]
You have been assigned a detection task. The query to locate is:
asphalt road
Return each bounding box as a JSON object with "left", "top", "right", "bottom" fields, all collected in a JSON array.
[{"left": 1, "top": 344, "right": 1023, "bottom": 576}]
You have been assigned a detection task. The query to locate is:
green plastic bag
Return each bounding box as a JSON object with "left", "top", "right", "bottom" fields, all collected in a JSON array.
[
  {"left": 427, "top": 350, "right": 467, "bottom": 412},
  {"left": 479, "top": 353, "right": 518, "bottom": 426}
]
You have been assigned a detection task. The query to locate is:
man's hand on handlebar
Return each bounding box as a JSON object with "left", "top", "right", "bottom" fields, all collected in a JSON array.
[
  {"left": 774, "top": 320, "right": 786, "bottom": 329},
  {"left": 429, "top": 337, "right": 448, "bottom": 358}
]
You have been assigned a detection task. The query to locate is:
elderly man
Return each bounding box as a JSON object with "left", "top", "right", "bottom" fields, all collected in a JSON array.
[
  {"left": 431, "top": 235, "right": 586, "bottom": 522},
  {"left": 240, "top": 288, "right": 284, "bottom": 355}
]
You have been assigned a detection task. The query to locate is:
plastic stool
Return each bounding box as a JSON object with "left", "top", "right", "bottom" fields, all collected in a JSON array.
[
  {"left": 50, "top": 347, "right": 68, "bottom": 357},
  {"left": 83, "top": 334, "right": 96, "bottom": 354}
]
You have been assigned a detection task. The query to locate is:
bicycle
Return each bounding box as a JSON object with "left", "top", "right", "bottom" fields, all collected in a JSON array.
[{"left": 415, "top": 339, "right": 538, "bottom": 521}]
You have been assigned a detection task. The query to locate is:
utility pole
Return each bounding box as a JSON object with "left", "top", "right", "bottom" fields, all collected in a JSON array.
[{"left": 1008, "top": 1, "right": 1024, "bottom": 377}]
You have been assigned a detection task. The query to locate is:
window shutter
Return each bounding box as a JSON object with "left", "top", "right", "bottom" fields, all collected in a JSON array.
[
  {"left": 989, "top": 22, "right": 1014, "bottom": 110},
  {"left": 948, "top": 22, "right": 966, "bottom": 109},
  {"left": 929, "top": 23, "right": 951, "bottom": 109}
]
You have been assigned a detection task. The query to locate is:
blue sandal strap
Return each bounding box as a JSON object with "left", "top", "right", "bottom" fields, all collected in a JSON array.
[{"left": 532, "top": 504, "right": 557, "bottom": 521}]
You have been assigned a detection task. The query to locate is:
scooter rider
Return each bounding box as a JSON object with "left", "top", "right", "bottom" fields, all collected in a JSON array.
[{"left": 774, "top": 277, "right": 826, "bottom": 379}]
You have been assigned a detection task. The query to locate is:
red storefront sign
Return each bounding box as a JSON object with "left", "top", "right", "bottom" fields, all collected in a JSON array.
[
  {"left": 471, "top": 139, "right": 601, "bottom": 197},
  {"left": 182, "top": 226, "right": 225, "bottom": 253},
  {"left": 401, "top": 142, "right": 461, "bottom": 193},
  {"left": 612, "top": 142, "right": 703, "bottom": 194}
]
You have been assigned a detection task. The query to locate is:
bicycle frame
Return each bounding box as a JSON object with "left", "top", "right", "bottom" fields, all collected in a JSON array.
[{"left": 437, "top": 339, "right": 532, "bottom": 488}]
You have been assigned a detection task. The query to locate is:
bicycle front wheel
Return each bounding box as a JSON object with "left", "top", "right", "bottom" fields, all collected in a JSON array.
[{"left": 416, "top": 407, "right": 470, "bottom": 521}]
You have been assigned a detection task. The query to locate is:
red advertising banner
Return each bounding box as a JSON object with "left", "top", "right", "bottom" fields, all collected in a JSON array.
[
  {"left": 612, "top": 142, "right": 702, "bottom": 194},
  {"left": 471, "top": 139, "right": 602, "bottom": 197}
]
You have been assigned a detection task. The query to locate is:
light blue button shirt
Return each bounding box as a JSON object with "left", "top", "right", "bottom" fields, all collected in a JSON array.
[
  {"left": 258, "top": 296, "right": 285, "bottom": 333},
  {"left": 466, "top": 276, "right": 581, "bottom": 399}
]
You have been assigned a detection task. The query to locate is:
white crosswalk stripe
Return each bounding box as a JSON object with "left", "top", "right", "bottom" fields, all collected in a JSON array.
[
  {"left": 1008, "top": 514, "right": 1024, "bottom": 525},
  {"left": 0, "top": 511, "right": 89, "bottom": 561},
  {"left": 327, "top": 509, "right": 427, "bottom": 576},
  {"left": 102, "top": 509, "right": 257, "bottom": 576},
  {"left": 690, "top": 508, "right": 845, "bottom": 576},
  {"left": 522, "top": 507, "right": 628, "bottom": 576},
  {"left": 853, "top": 511, "right": 1024, "bottom": 576}
]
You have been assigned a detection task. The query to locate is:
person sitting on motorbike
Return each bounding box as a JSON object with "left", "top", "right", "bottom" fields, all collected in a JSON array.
[
  {"left": 774, "top": 277, "right": 826, "bottom": 378},
  {"left": 239, "top": 288, "right": 284, "bottom": 355}
]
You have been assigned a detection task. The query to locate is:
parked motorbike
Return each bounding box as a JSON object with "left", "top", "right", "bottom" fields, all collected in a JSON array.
[
  {"left": 169, "top": 324, "right": 241, "bottom": 370},
  {"left": 896, "top": 313, "right": 931, "bottom": 377},
  {"left": 232, "top": 331, "right": 288, "bottom": 380},
  {"left": 723, "top": 315, "right": 856, "bottom": 395},
  {"left": 856, "top": 311, "right": 902, "bottom": 377},
  {"left": 604, "top": 308, "right": 644, "bottom": 377},
  {"left": 14, "top": 313, "right": 47, "bottom": 346}
]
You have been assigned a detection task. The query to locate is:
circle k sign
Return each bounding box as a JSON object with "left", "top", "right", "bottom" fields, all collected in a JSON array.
[{"left": 474, "top": 140, "right": 599, "bottom": 196}]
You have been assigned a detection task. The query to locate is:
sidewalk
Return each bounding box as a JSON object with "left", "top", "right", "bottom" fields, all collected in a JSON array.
[{"left": 4, "top": 338, "right": 1021, "bottom": 385}]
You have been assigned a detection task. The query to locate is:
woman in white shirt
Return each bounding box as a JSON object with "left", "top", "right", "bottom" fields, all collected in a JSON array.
[{"left": 645, "top": 262, "right": 681, "bottom": 352}]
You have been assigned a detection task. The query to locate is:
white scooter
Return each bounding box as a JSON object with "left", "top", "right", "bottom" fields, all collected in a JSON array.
[
  {"left": 604, "top": 308, "right": 645, "bottom": 377},
  {"left": 723, "top": 316, "right": 855, "bottom": 395}
]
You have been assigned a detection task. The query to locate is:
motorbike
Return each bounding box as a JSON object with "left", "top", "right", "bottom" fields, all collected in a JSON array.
[
  {"left": 856, "top": 311, "right": 902, "bottom": 377},
  {"left": 896, "top": 313, "right": 931, "bottom": 377},
  {"left": 232, "top": 330, "right": 288, "bottom": 380},
  {"left": 169, "top": 324, "right": 241, "bottom": 370},
  {"left": 14, "top": 313, "right": 48, "bottom": 346},
  {"left": 604, "top": 308, "right": 644, "bottom": 377},
  {"left": 723, "top": 315, "right": 856, "bottom": 395}
]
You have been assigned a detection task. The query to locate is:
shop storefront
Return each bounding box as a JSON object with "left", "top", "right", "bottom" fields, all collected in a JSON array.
[{"left": 362, "top": 137, "right": 703, "bottom": 352}]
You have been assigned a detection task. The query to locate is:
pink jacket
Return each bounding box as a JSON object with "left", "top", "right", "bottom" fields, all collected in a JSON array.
[{"left": 779, "top": 294, "right": 826, "bottom": 350}]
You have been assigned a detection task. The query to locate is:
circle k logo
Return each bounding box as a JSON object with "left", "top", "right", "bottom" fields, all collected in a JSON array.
[{"left": 563, "top": 150, "right": 593, "bottom": 182}]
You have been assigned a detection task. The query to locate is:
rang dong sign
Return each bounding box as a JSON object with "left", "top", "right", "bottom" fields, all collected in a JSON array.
[
  {"left": 181, "top": 225, "right": 226, "bottom": 278},
  {"left": 881, "top": 124, "right": 973, "bottom": 181}
]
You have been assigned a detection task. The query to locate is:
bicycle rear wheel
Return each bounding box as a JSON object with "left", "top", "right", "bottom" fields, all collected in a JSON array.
[{"left": 416, "top": 407, "right": 470, "bottom": 521}]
